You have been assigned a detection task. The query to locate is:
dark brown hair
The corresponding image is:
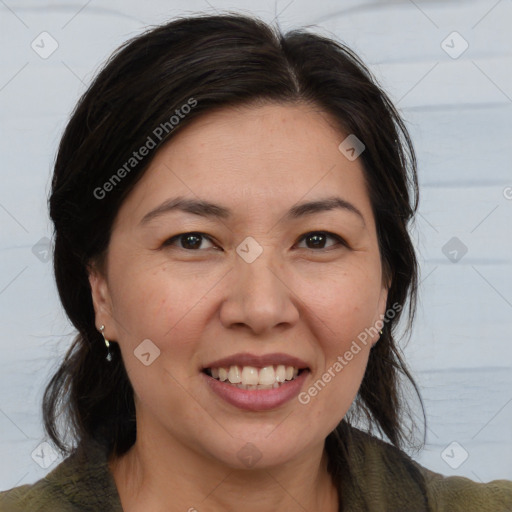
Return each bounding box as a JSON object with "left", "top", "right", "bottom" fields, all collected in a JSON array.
[{"left": 44, "top": 11, "right": 426, "bottom": 504}]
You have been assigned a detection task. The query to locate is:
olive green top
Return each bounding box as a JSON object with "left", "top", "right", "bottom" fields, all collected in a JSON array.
[{"left": 1, "top": 430, "right": 511, "bottom": 511}]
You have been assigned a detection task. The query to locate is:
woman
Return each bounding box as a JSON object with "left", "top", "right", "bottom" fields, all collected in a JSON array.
[{"left": 1, "top": 13, "right": 510, "bottom": 512}]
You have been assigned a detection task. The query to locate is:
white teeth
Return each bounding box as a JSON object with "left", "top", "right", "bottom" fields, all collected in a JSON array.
[
  {"left": 275, "top": 365, "right": 286, "bottom": 382},
  {"left": 218, "top": 367, "right": 228, "bottom": 382},
  {"left": 258, "top": 366, "right": 276, "bottom": 386},
  {"left": 228, "top": 365, "right": 242, "bottom": 384},
  {"left": 241, "top": 366, "right": 259, "bottom": 386},
  {"left": 207, "top": 364, "right": 303, "bottom": 387}
]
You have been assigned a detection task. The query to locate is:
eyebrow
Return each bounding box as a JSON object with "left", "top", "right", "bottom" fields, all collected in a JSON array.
[{"left": 139, "top": 196, "right": 365, "bottom": 226}]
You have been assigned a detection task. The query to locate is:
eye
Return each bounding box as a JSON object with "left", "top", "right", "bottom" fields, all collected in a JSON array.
[
  {"left": 162, "top": 231, "right": 346, "bottom": 252},
  {"left": 163, "top": 232, "right": 217, "bottom": 251},
  {"left": 296, "top": 231, "right": 346, "bottom": 250}
]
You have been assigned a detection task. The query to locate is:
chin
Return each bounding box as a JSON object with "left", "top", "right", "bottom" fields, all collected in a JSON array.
[{"left": 200, "top": 431, "right": 315, "bottom": 471}]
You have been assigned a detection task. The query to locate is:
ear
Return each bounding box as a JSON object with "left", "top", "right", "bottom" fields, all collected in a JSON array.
[
  {"left": 372, "top": 280, "right": 390, "bottom": 347},
  {"left": 87, "top": 261, "right": 119, "bottom": 341}
]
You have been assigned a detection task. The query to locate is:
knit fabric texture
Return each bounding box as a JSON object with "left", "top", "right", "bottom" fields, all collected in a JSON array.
[{"left": 1, "top": 430, "right": 511, "bottom": 511}]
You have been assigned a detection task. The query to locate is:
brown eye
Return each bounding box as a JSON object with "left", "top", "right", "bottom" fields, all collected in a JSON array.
[
  {"left": 164, "top": 232, "right": 215, "bottom": 250},
  {"left": 296, "top": 231, "right": 345, "bottom": 250}
]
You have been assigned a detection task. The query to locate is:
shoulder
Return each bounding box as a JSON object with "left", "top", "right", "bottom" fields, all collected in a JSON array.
[
  {"left": 418, "top": 464, "right": 512, "bottom": 512},
  {"left": 0, "top": 438, "right": 122, "bottom": 512},
  {"left": 0, "top": 455, "right": 84, "bottom": 512},
  {"left": 0, "top": 481, "right": 69, "bottom": 512},
  {"left": 349, "top": 428, "right": 512, "bottom": 512}
]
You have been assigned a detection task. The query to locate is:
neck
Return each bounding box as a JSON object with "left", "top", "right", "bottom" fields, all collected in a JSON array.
[{"left": 108, "top": 421, "right": 339, "bottom": 512}]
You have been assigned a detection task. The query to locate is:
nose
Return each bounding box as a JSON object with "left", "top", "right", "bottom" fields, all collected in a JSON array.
[{"left": 219, "top": 250, "right": 300, "bottom": 335}]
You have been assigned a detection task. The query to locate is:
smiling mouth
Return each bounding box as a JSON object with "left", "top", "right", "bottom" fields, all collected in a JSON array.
[{"left": 203, "top": 365, "right": 308, "bottom": 390}]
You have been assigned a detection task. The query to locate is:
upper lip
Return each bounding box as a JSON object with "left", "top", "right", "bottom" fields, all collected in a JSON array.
[{"left": 203, "top": 352, "right": 310, "bottom": 370}]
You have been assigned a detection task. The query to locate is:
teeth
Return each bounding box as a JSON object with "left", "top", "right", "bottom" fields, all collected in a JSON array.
[
  {"left": 228, "top": 365, "right": 242, "bottom": 383},
  {"left": 275, "top": 365, "right": 286, "bottom": 382},
  {"left": 258, "top": 366, "right": 275, "bottom": 386},
  {"left": 208, "top": 364, "right": 303, "bottom": 387},
  {"left": 241, "top": 366, "right": 259, "bottom": 385},
  {"left": 218, "top": 367, "right": 228, "bottom": 382}
]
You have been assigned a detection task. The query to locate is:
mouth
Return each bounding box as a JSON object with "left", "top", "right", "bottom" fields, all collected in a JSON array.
[
  {"left": 202, "top": 365, "right": 308, "bottom": 390},
  {"left": 200, "top": 353, "right": 311, "bottom": 411}
]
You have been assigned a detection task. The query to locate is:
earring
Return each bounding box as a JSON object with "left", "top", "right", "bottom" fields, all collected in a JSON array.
[{"left": 100, "top": 325, "right": 112, "bottom": 362}]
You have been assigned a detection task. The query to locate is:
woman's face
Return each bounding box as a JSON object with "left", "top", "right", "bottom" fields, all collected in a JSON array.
[{"left": 89, "top": 102, "right": 389, "bottom": 469}]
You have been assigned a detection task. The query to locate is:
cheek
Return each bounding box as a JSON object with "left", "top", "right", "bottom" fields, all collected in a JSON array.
[
  {"left": 298, "top": 260, "right": 383, "bottom": 339},
  {"left": 107, "top": 262, "right": 207, "bottom": 411},
  {"left": 295, "top": 259, "right": 382, "bottom": 411},
  {"left": 298, "top": 277, "right": 377, "bottom": 430},
  {"left": 109, "top": 248, "right": 190, "bottom": 329},
  {"left": 107, "top": 250, "right": 225, "bottom": 375}
]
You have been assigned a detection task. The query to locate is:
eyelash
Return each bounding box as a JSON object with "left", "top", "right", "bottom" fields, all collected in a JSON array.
[{"left": 162, "top": 231, "right": 347, "bottom": 252}]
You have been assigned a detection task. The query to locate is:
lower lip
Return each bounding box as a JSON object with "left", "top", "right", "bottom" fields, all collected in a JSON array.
[{"left": 202, "top": 370, "right": 309, "bottom": 411}]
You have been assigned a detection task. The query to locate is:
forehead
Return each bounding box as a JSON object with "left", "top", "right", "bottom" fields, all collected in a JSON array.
[{"left": 115, "top": 102, "right": 374, "bottom": 229}]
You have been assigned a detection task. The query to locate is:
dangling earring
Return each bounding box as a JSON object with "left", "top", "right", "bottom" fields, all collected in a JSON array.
[{"left": 100, "top": 325, "right": 112, "bottom": 362}]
